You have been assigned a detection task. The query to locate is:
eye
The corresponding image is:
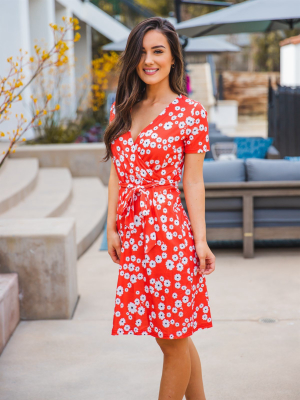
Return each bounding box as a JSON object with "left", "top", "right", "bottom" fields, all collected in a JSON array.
[{"left": 141, "top": 50, "right": 163, "bottom": 54}]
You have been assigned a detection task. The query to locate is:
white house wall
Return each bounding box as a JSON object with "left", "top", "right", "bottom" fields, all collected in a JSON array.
[
  {"left": 0, "top": 0, "right": 34, "bottom": 140},
  {"left": 55, "top": 3, "right": 77, "bottom": 120},
  {"left": 29, "top": 0, "right": 56, "bottom": 53},
  {"left": 74, "top": 20, "right": 92, "bottom": 110},
  {"left": 280, "top": 43, "right": 300, "bottom": 87},
  {"left": 75, "top": 20, "right": 92, "bottom": 82}
]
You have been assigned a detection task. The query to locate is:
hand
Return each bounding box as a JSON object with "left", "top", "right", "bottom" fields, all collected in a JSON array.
[
  {"left": 107, "top": 229, "right": 122, "bottom": 264},
  {"left": 195, "top": 240, "right": 215, "bottom": 275}
]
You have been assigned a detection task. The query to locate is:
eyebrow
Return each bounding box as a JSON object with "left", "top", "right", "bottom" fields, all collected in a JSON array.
[{"left": 142, "top": 45, "right": 166, "bottom": 49}]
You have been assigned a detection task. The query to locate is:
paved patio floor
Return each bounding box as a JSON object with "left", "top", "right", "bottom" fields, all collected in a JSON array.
[{"left": 0, "top": 234, "right": 299, "bottom": 400}]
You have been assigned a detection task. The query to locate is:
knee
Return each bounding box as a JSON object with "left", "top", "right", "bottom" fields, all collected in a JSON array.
[
  {"left": 155, "top": 338, "right": 176, "bottom": 357},
  {"left": 156, "top": 337, "right": 189, "bottom": 358}
]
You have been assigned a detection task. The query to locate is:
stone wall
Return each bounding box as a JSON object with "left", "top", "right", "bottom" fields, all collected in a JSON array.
[{"left": 221, "top": 71, "right": 280, "bottom": 115}]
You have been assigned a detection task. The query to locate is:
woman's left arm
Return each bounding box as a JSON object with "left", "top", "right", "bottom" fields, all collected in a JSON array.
[{"left": 183, "top": 152, "right": 216, "bottom": 275}]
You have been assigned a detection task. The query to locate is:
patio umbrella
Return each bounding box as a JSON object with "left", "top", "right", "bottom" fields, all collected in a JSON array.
[
  {"left": 175, "top": 0, "right": 300, "bottom": 37},
  {"left": 102, "top": 36, "right": 240, "bottom": 53}
]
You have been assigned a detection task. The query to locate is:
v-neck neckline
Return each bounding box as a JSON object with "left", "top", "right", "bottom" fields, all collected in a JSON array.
[{"left": 128, "top": 94, "right": 182, "bottom": 145}]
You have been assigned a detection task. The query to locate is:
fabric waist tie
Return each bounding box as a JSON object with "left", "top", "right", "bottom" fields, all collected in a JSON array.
[{"left": 116, "top": 181, "right": 178, "bottom": 254}]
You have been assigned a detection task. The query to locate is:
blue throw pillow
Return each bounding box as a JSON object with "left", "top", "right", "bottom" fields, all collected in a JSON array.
[
  {"left": 234, "top": 137, "right": 273, "bottom": 159},
  {"left": 284, "top": 156, "right": 300, "bottom": 161}
]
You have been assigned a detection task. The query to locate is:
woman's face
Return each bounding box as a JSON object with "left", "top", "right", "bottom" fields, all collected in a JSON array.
[{"left": 136, "top": 29, "right": 175, "bottom": 86}]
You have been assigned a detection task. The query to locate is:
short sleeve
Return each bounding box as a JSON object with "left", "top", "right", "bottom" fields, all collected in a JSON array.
[
  {"left": 109, "top": 101, "right": 116, "bottom": 123},
  {"left": 184, "top": 102, "right": 210, "bottom": 154}
]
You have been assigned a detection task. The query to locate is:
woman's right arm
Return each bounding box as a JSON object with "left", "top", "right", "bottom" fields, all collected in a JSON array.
[{"left": 107, "top": 157, "right": 122, "bottom": 264}]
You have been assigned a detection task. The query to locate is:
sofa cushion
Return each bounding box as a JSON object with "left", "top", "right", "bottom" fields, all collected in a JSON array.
[
  {"left": 246, "top": 159, "right": 300, "bottom": 181},
  {"left": 203, "top": 159, "right": 246, "bottom": 183},
  {"left": 234, "top": 137, "right": 273, "bottom": 159}
]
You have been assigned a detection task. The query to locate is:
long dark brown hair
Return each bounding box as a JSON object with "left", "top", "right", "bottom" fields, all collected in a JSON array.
[{"left": 102, "top": 17, "right": 187, "bottom": 162}]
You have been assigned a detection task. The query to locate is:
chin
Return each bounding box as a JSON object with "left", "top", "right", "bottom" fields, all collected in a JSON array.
[
  {"left": 141, "top": 73, "right": 168, "bottom": 86},
  {"left": 143, "top": 77, "right": 162, "bottom": 85}
]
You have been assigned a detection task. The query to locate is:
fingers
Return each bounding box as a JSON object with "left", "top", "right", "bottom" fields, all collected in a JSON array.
[
  {"left": 198, "top": 254, "right": 206, "bottom": 274},
  {"left": 108, "top": 246, "right": 121, "bottom": 264},
  {"left": 203, "top": 265, "right": 214, "bottom": 275},
  {"left": 109, "top": 250, "right": 119, "bottom": 264},
  {"left": 107, "top": 231, "right": 122, "bottom": 265},
  {"left": 202, "top": 256, "right": 216, "bottom": 275},
  {"left": 115, "top": 243, "right": 121, "bottom": 261}
]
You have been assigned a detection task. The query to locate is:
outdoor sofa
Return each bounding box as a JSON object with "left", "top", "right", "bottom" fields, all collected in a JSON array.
[{"left": 179, "top": 158, "right": 300, "bottom": 258}]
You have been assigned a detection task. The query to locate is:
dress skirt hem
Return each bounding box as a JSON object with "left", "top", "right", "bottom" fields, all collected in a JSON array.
[{"left": 111, "top": 321, "right": 213, "bottom": 339}]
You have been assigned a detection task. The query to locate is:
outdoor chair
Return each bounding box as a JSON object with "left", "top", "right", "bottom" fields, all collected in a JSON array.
[{"left": 211, "top": 142, "right": 237, "bottom": 160}]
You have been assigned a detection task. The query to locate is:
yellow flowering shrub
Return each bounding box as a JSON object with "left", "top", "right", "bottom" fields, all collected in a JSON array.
[
  {"left": 0, "top": 17, "right": 81, "bottom": 168},
  {"left": 91, "top": 51, "right": 119, "bottom": 112}
]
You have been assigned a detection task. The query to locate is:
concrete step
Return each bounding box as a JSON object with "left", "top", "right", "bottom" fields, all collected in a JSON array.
[
  {"left": 0, "top": 219, "right": 77, "bottom": 320},
  {"left": 0, "top": 273, "right": 20, "bottom": 355},
  {"left": 0, "top": 158, "right": 39, "bottom": 214},
  {"left": 59, "top": 177, "right": 108, "bottom": 258},
  {"left": 0, "top": 168, "right": 72, "bottom": 219}
]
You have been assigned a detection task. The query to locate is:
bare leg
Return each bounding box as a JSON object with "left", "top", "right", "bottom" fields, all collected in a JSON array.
[
  {"left": 156, "top": 337, "right": 191, "bottom": 400},
  {"left": 184, "top": 337, "right": 206, "bottom": 400}
]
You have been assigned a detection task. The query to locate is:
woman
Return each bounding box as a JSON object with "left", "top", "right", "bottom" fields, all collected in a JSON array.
[{"left": 103, "top": 17, "right": 216, "bottom": 400}]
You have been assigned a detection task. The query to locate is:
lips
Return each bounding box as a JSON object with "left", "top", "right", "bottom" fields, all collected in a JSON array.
[{"left": 143, "top": 69, "right": 159, "bottom": 75}]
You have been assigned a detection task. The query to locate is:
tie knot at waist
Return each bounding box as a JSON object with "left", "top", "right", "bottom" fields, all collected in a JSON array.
[
  {"left": 118, "top": 181, "right": 178, "bottom": 212},
  {"left": 116, "top": 180, "right": 178, "bottom": 254}
]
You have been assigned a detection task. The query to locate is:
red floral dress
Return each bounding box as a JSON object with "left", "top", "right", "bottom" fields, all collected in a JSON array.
[{"left": 109, "top": 94, "right": 213, "bottom": 339}]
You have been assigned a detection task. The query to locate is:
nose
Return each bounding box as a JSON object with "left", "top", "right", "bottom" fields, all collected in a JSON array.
[{"left": 144, "top": 51, "right": 154, "bottom": 65}]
